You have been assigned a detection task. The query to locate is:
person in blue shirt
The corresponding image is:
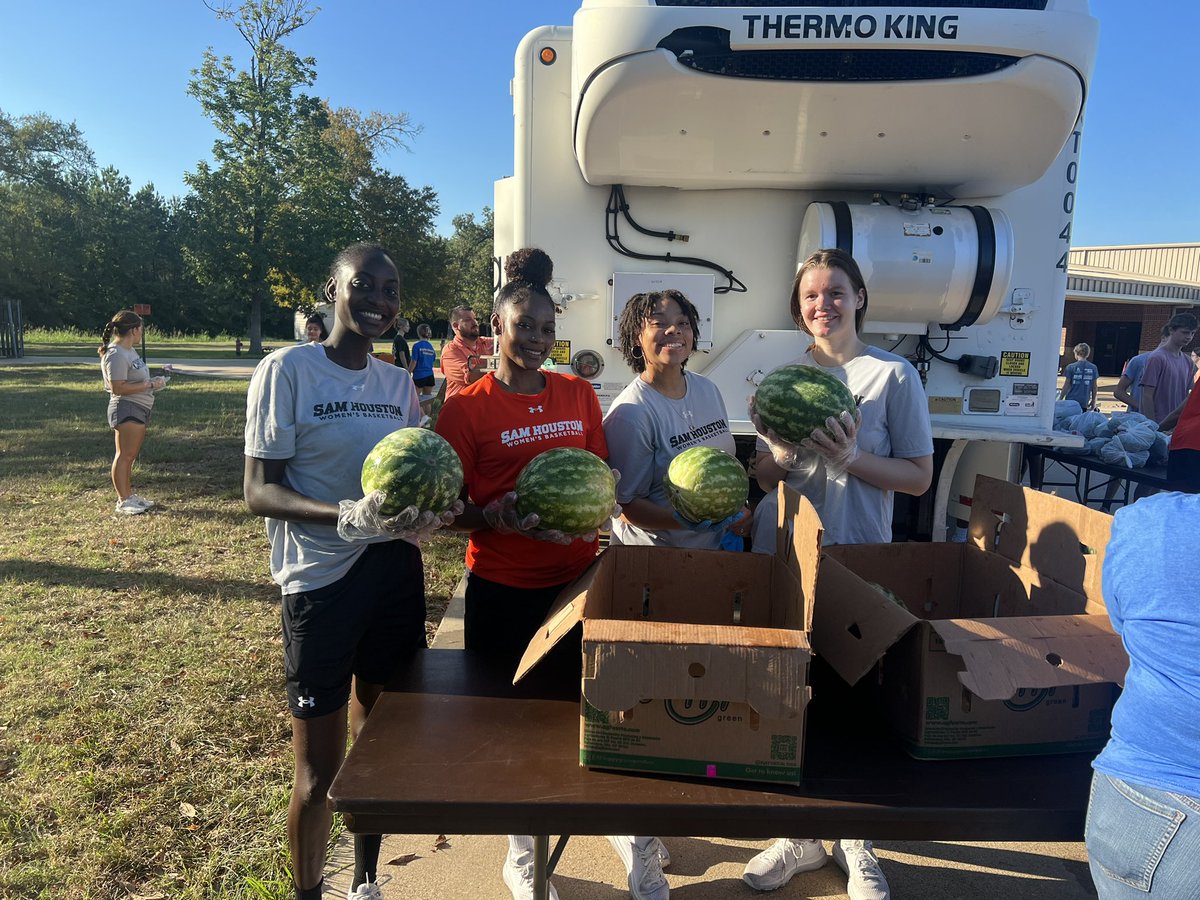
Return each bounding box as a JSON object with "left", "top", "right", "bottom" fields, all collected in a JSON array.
[
  {"left": 1113, "top": 327, "right": 1169, "bottom": 413},
  {"left": 410, "top": 323, "right": 438, "bottom": 397},
  {"left": 1085, "top": 492, "right": 1200, "bottom": 898},
  {"left": 1060, "top": 342, "right": 1099, "bottom": 410}
]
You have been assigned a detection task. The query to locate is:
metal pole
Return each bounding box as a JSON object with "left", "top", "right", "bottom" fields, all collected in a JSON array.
[{"left": 533, "top": 835, "right": 549, "bottom": 900}]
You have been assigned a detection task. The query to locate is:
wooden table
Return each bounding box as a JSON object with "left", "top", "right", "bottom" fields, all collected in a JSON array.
[
  {"left": 1025, "top": 444, "right": 1171, "bottom": 510},
  {"left": 329, "top": 648, "right": 1096, "bottom": 897}
]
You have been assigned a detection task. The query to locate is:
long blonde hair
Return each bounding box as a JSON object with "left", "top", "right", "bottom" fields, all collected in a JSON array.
[{"left": 98, "top": 310, "right": 143, "bottom": 356}]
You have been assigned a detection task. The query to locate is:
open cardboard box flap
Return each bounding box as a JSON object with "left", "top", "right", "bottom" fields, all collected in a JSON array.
[
  {"left": 930, "top": 614, "right": 1128, "bottom": 700},
  {"left": 811, "top": 552, "right": 920, "bottom": 686},
  {"left": 811, "top": 475, "right": 1122, "bottom": 688},
  {"left": 967, "top": 475, "right": 1111, "bottom": 605},
  {"left": 514, "top": 484, "right": 823, "bottom": 718}
]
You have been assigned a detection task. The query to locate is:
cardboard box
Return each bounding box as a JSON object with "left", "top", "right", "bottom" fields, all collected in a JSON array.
[
  {"left": 515, "top": 487, "right": 820, "bottom": 785},
  {"left": 811, "top": 475, "right": 1129, "bottom": 760}
]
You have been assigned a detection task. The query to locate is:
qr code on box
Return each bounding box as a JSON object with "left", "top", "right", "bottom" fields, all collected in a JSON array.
[
  {"left": 770, "top": 734, "right": 797, "bottom": 761},
  {"left": 926, "top": 696, "right": 950, "bottom": 720}
]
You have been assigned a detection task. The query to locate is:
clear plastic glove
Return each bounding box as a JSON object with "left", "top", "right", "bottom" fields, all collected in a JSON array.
[
  {"left": 672, "top": 507, "right": 749, "bottom": 535},
  {"left": 150, "top": 376, "right": 168, "bottom": 391},
  {"left": 337, "top": 491, "right": 462, "bottom": 543},
  {"left": 483, "top": 490, "right": 611, "bottom": 545},
  {"left": 802, "top": 410, "right": 861, "bottom": 478},
  {"left": 748, "top": 394, "right": 812, "bottom": 471}
]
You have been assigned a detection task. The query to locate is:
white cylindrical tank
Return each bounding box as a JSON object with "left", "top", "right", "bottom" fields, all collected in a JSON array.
[{"left": 797, "top": 201, "right": 1013, "bottom": 333}]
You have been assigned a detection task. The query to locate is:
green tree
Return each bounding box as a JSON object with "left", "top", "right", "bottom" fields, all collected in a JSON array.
[
  {"left": 0, "top": 108, "right": 96, "bottom": 327},
  {"left": 443, "top": 207, "right": 495, "bottom": 317},
  {"left": 185, "top": 0, "right": 326, "bottom": 353}
]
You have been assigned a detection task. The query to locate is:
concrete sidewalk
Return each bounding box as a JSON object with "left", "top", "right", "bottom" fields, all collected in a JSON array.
[{"left": 322, "top": 581, "right": 1097, "bottom": 899}]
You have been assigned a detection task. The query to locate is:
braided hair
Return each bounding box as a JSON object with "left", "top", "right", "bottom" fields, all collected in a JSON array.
[
  {"left": 98, "top": 310, "right": 143, "bottom": 357},
  {"left": 495, "top": 247, "right": 554, "bottom": 315},
  {"left": 615, "top": 289, "right": 701, "bottom": 374}
]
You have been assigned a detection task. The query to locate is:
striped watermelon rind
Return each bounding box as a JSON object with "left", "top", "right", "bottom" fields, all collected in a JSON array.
[
  {"left": 361, "top": 427, "right": 464, "bottom": 516},
  {"left": 754, "top": 364, "right": 857, "bottom": 445},
  {"left": 664, "top": 446, "right": 748, "bottom": 523},
  {"left": 515, "top": 447, "right": 616, "bottom": 534}
]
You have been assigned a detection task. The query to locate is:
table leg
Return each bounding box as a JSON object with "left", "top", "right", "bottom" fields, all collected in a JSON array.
[
  {"left": 1027, "top": 446, "right": 1046, "bottom": 491},
  {"left": 534, "top": 834, "right": 550, "bottom": 900}
]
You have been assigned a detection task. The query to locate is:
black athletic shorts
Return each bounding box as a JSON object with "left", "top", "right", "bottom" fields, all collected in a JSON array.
[
  {"left": 282, "top": 539, "right": 426, "bottom": 718},
  {"left": 413, "top": 374, "right": 436, "bottom": 388}
]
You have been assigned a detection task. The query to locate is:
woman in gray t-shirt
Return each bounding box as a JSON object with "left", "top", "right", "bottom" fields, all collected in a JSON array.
[
  {"left": 603, "top": 288, "right": 751, "bottom": 549},
  {"left": 745, "top": 249, "right": 933, "bottom": 898},
  {"left": 99, "top": 310, "right": 165, "bottom": 515}
]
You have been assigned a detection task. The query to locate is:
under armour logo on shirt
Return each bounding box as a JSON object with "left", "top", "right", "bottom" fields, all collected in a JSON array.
[{"left": 528, "top": 405, "right": 544, "bottom": 413}]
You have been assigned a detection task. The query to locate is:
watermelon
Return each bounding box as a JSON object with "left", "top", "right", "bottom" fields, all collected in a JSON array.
[
  {"left": 361, "top": 428, "right": 463, "bottom": 516},
  {"left": 754, "top": 364, "right": 857, "bottom": 445},
  {"left": 515, "top": 447, "right": 616, "bottom": 534},
  {"left": 664, "top": 446, "right": 748, "bottom": 523}
]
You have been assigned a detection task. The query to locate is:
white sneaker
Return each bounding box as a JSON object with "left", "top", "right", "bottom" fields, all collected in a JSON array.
[
  {"left": 115, "top": 498, "right": 147, "bottom": 516},
  {"left": 832, "top": 839, "right": 890, "bottom": 900},
  {"left": 608, "top": 836, "right": 669, "bottom": 900},
  {"left": 346, "top": 878, "right": 384, "bottom": 900},
  {"left": 502, "top": 847, "right": 560, "bottom": 900},
  {"left": 742, "top": 838, "right": 827, "bottom": 892},
  {"left": 127, "top": 494, "right": 156, "bottom": 509}
]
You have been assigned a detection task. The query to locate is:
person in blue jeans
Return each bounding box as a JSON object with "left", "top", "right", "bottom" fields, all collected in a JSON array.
[{"left": 1085, "top": 492, "right": 1200, "bottom": 899}]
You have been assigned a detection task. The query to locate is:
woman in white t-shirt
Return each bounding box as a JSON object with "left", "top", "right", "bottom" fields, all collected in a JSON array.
[
  {"left": 744, "top": 249, "right": 933, "bottom": 900},
  {"left": 98, "top": 310, "right": 166, "bottom": 515},
  {"left": 243, "top": 242, "right": 457, "bottom": 900}
]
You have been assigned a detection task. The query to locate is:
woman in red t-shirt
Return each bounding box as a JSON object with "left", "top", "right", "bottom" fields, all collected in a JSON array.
[{"left": 436, "top": 248, "right": 670, "bottom": 900}]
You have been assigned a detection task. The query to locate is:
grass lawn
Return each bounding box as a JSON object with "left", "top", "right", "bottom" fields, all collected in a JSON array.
[
  {"left": 21, "top": 328, "right": 449, "bottom": 362},
  {"left": 0, "top": 365, "right": 467, "bottom": 900}
]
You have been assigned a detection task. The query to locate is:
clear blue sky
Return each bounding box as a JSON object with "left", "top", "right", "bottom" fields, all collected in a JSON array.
[{"left": 0, "top": 1, "right": 1195, "bottom": 247}]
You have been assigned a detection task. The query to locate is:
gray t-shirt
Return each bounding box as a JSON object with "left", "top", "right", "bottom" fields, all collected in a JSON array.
[
  {"left": 603, "top": 372, "right": 737, "bottom": 549},
  {"left": 752, "top": 345, "right": 933, "bottom": 549},
  {"left": 102, "top": 345, "right": 154, "bottom": 414},
  {"left": 244, "top": 342, "right": 423, "bottom": 594}
]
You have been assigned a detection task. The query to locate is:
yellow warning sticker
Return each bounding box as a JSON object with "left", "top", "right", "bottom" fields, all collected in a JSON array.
[
  {"left": 999, "top": 351, "right": 1031, "bottom": 377},
  {"left": 550, "top": 340, "right": 571, "bottom": 365}
]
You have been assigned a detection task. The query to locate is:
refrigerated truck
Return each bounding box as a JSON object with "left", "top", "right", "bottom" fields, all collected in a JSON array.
[{"left": 494, "top": 0, "right": 1099, "bottom": 539}]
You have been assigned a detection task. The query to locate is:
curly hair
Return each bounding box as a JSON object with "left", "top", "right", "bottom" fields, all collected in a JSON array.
[
  {"left": 495, "top": 247, "right": 554, "bottom": 315},
  {"left": 98, "top": 310, "right": 143, "bottom": 356},
  {"left": 616, "top": 289, "right": 701, "bottom": 373},
  {"left": 789, "top": 248, "right": 869, "bottom": 336}
]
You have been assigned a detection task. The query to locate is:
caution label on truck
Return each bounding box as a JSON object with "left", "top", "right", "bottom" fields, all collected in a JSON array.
[
  {"left": 999, "top": 351, "right": 1031, "bottom": 377},
  {"left": 550, "top": 340, "right": 571, "bottom": 365}
]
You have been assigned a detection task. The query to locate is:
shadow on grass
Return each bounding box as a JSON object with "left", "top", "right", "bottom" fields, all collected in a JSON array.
[{"left": 0, "top": 559, "right": 280, "bottom": 605}]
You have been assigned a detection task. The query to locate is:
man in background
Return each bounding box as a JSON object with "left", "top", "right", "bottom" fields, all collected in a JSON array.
[
  {"left": 1113, "top": 326, "right": 1169, "bottom": 413},
  {"left": 440, "top": 305, "right": 494, "bottom": 400},
  {"left": 1140, "top": 313, "right": 1197, "bottom": 424},
  {"left": 1060, "top": 342, "right": 1099, "bottom": 410}
]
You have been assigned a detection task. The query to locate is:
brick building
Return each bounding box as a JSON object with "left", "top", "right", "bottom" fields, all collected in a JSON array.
[{"left": 1062, "top": 244, "right": 1200, "bottom": 374}]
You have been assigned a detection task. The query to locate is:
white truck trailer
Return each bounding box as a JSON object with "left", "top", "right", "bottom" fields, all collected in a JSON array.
[{"left": 494, "top": 0, "right": 1098, "bottom": 539}]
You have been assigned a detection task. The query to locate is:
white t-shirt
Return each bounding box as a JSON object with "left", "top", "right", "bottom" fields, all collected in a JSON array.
[
  {"left": 603, "top": 372, "right": 738, "bottom": 549},
  {"left": 244, "top": 342, "right": 423, "bottom": 594},
  {"left": 102, "top": 345, "right": 154, "bottom": 413},
  {"left": 752, "top": 345, "right": 933, "bottom": 549}
]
